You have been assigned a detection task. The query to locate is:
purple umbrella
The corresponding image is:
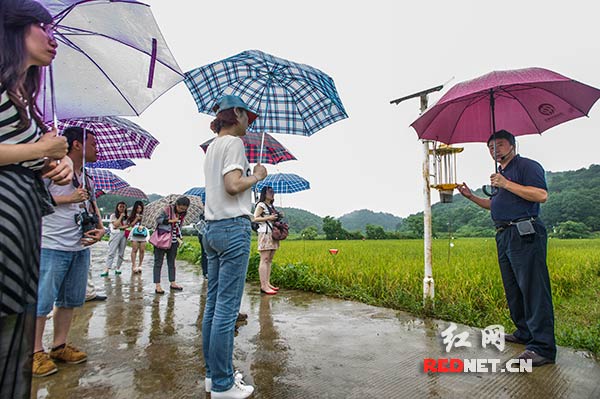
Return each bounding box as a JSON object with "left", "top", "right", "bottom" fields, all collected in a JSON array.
[
  {"left": 57, "top": 116, "right": 159, "bottom": 161},
  {"left": 200, "top": 132, "right": 296, "bottom": 165},
  {"left": 411, "top": 67, "right": 600, "bottom": 144}
]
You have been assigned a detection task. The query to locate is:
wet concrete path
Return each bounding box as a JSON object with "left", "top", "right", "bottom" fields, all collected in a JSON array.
[{"left": 32, "top": 242, "right": 600, "bottom": 399}]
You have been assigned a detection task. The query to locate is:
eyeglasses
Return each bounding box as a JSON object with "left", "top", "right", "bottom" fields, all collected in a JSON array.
[{"left": 39, "top": 22, "right": 55, "bottom": 40}]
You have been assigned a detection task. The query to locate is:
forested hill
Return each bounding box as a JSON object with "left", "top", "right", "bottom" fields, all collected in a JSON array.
[
  {"left": 399, "top": 164, "right": 600, "bottom": 237},
  {"left": 95, "top": 164, "right": 599, "bottom": 237},
  {"left": 339, "top": 209, "right": 403, "bottom": 232}
]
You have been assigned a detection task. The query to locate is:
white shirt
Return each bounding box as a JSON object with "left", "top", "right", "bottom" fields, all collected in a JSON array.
[
  {"left": 204, "top": 135, "right": 252, "bottom": 221},
  {"left": 255, "top": 202, "right": 274, "bottom": 233},
  {"left": 42, "top": 171, "right": 96, "bottom": 251},
  {"left": 109, "top": 213, "right": 126, "bottom": 234}
]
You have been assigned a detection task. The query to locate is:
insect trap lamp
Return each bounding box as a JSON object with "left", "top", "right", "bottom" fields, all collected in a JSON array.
[{"left": 430, "top": 144, "right": 463, "bottom": 203}]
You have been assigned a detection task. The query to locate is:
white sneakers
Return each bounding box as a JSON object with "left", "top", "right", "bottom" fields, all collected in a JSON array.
[
  {"left": 205, "top": 370, "right": 246, "bottom": 393},
  {"left": 210, "top": 379, "right": 255, "bottom": 399}
]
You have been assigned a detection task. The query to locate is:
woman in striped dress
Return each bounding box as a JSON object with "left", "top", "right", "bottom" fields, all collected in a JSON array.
[{"left": 0, "top": 1, "right": 73, "bottom": 397}]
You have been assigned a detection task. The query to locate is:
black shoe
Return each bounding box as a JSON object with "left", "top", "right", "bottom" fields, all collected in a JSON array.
[
  {"left": 86, "top": 295, "right": 107, "bottom": 302},
  {"left": 504, "top": 333, "right": 527, "bottom": 344},
  {"left": 516, "top": 349, "right": 555, "bottom": 367}
]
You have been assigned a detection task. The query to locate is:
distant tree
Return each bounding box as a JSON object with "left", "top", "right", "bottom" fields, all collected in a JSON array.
[
  {"left": 404, "top": 214, "right": 424, "bottom": 238},
  {"left": 365, "top": 224, "right": 386, "bottom": 240},
  {"left": 300, "top": 226, "right": 318, "bottom": 240},
  {"left": 346, "top": 230, "right": 365, "bottom": 240},
  {"left": 554, "top": 221, "right": 592, "bottom": 239},
  {"left": 322, "top": 216, "right": 348, "bottom": 240}
]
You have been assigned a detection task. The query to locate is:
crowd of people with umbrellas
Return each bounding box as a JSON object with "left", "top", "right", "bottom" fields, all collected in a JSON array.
[{"left": 1, "top": 0, "right": 600, "bottom": 398}]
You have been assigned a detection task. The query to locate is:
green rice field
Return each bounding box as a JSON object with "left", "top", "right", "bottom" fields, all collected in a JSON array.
[{"left": 178, "top": 237, "right": 600, "bottom": 356}]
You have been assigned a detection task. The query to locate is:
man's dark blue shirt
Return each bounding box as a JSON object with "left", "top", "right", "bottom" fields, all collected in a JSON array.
[{"left": 490, "top": 155, "right": 547, "bottom": 222}]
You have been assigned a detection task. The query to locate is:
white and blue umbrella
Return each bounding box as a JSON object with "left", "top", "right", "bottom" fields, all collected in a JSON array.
[
  {"left": 86, "top": 159, "right": 135, "bottom": 170},
  {"left": 184, "top": 187, "right": 206, "bottom": 203},
  {"left": 184, "top": 49, "right": 347, "bottom": 137},
  {"left": 255, "top": 173, "right": 310, "bottom": 194}
]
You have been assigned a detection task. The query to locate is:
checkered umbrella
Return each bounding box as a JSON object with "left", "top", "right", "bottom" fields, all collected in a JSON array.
[
  {"left": 108, "top": 186, "right": 147, "bottom": 200},
  {"left": 200, "top": 132, "right": 296, "bottom": 164},
  {"left": 86, "top": 168, "right": 129, "bottom": 192},
  {"left": 142, "top": 194, "right": 204, "bottom": 227},
  {"left": 255, "top": 173, "right": 310, "bottom": 194},
  {"left": 184, "top": 187, "right": 206, "bottom": 203},
  {"left": 184, "top": 49, "right": 348, "bottom": 137},
  {"left": 57, "top": 116, "right": 159, "bottom": 161},
  {"left": 86, "top": 159, "right": 136, "bottom": 170}
]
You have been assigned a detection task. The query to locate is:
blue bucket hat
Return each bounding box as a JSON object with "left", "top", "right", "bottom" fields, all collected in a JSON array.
[{"left": 212, "top": 95, "right": 258, "bottom": 125}]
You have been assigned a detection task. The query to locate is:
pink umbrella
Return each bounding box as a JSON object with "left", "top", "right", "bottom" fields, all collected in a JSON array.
[
  {"left": 411, "top": 67, "right": 600, "bottom": 144},
  {"left": 200, "top": 132, "right": 296, "bottom": 165}
]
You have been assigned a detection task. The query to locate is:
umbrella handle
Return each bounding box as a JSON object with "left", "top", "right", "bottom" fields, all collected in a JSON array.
[{"left": 482, "top": 185, "right": 498, "bottom": 197}]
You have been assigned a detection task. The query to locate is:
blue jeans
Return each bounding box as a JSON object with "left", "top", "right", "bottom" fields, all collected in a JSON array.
[
  {"left": 37, "top": 248, "right": 90, "bottom": 317},
  {"left": 202, "top": 217, "right": 251, "bottom": 392}
]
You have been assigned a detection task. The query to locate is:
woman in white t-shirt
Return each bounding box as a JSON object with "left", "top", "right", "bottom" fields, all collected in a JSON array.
[
  {"left": 127, "top": 200, "right": 148, "bottom": 274},
  {"left": 102, "top": 202, "right": 128, "bottom": 276},
  {"left": 254, "top": 186, "right": 281, "bottom": 295},
  {"left": 201, "top": 95, "right": 267, "bottom": 398}
]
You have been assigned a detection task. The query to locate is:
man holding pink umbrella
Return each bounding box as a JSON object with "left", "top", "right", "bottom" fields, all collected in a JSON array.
[{"left": 458, "top": 130, "right": 555, "bottom": 367}]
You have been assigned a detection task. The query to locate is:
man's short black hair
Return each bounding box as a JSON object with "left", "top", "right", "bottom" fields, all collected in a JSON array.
[
  {"left": 62, "top": 127, "right": 94, "bottom": 153},
  {"left": 487, "top": 129, "right": 516, "bottom": 146}
]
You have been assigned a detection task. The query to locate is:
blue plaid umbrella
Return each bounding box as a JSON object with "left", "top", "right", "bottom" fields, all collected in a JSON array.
[
  {"left": 255, "top": 173, "right": 310, "bottom": 194},
  {"left": 86, "top": 168, "right": 129, "bottom": 192},
  {"left": 184, "top": 187, "right": 206, "bottom": 203},
  {"left": 184, "top": 50, "right": 347, "bottom": 137},
  {"left": 86, "top": 159, "right": 136, "bottom": 170}
]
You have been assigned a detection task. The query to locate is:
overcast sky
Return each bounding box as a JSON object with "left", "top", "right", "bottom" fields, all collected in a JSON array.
[{"left": 112, "top": 0, "right": 600, "bottom": 218}]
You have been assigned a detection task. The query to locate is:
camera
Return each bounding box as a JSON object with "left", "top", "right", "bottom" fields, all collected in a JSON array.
[
  {"left": 274, "top": 211, "right": 284, "bottom": 221},
  {"left": 75, "top": 209, "right": 99, "bottom": 235}
]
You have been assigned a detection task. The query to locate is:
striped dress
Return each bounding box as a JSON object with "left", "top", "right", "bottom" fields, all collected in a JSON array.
[{"left": 0, "top": 86, "right": 47, "bottom": 398}]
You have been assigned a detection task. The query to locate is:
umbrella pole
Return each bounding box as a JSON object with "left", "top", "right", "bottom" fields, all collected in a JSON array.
[
  {"left": 482, "top": 90, "right": 499, "bottom": 197},
  {"left": 490, "top": 90, "right": 498, "bottom": 173},
  {"left": 259, "top": 132, "right": 266, "bottom": 164},
  {"left": 258, "top": 81, "right": 273, "bottom": 164},
  {"left": 49, "top": 64, "right": 58, "bottom": 129},
  {"left": 82, "top": 127, "right": 87, "bottom": 191}
]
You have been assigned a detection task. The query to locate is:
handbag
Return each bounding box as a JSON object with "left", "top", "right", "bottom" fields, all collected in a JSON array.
[
  {"left": 149, "top": 229, "right": 172, "bottom": 249},
  {"left": 149, "top": 206, "right": 173, "bottom": 249},
  {"left": 132, "top": 225, "right": 148, "bottom": 238},
  {"left": 264, "top": 203, "right": 288, "bottom": 240},
  {"left": 270, "top": 221, "right": 289, "bottom": 241}
]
